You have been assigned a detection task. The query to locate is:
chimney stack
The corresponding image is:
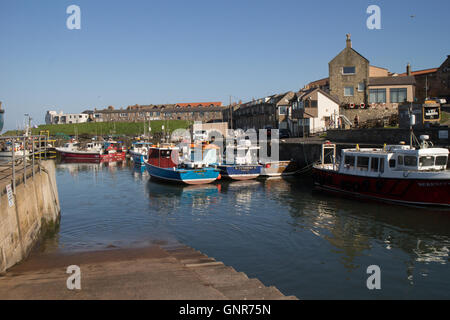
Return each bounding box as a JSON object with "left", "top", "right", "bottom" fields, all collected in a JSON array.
[
  {"left": 346, "top": 34, "right": 352, "bottom": 49},
  {"left": 407, "top": 63, "right": 411, "bottom": 76}
]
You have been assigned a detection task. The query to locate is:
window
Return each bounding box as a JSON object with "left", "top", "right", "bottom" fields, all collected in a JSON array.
[
  {"left": 358, "top": 83, "right": 365, "bottom": 92},
  {"left": 404, "top": 156, "right": 417, "bottom": 166},
  {"left": 398, "top": 155, "right": 404, "bottom": 165},
  {"left": 390, "top": 88, "right": 407, "bottom": 103},
  {"left": 436, "top": 156, "right": 448, "bottom": 166},
  {"left": 419, "top": 156, "right": 434, "bottom": 167},
  {"left": 389, "top": 159, "right": 396, "bottom": 168},
  {"left": 343, "top": 66, "right": 356, "bottom": 75},
  {"left": 279, "top": 106, "right": 287, "bottom": 115},
  {"left": 357, "top": 157, "right": 369, "bottom": 170},
  {"left": 344, "top": 87, "right": 354, "bottom": 97},
  {"left": 344, "top": 155, "right": 355, "bottom": 168},
  {"left": 380, "top": 159, "right": 385, "bottom": 173},
  {"left": 369, "top": 89, "right": 386, "bottom": 103},
  {"left": 371, "top": 157, "right": 379, "bottom": 172}
]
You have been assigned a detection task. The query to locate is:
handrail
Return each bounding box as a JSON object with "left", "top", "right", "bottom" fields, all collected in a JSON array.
[{"left": 0, "top": 135, "right": 53, "bottom": 193}]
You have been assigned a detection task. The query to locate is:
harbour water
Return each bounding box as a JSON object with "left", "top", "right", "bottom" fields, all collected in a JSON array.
[{"left": 38, "top": 161, "right": 450, "bottom": 299}]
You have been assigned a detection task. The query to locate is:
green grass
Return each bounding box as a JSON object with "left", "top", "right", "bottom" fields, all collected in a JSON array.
[
  {"left": 30, "top": 120, "right": 193, "bottom": 137},
  {"left": 441, "top": 112, "right": 450, "bottom": 124}
]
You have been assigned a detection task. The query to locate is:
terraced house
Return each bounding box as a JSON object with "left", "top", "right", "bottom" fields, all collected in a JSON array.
[
  {"left": 232, "top": 92, "right": 295, "bottom": 130},
  {"left": 83, "top": 102, "right": 225, "bottom": 123}
]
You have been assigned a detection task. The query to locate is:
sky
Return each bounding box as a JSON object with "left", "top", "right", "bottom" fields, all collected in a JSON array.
[{"left": 1, "top": 0, "right": 449, "bottom": 130}]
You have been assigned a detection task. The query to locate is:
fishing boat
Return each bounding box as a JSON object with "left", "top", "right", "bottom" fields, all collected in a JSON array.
[
  {"left": 312, "top": 138, "right": 450, "bottom": 208},
  {"left": 259, "top": 160, "right": 300, "bottom": 178},
  {"left": 56, "top": 141, "right": 126, "bottom": 163},
  {"left": 0, "top": 140, "right": 30, "bottom": 160},
  {"left": 129, "top": 141, "right": 152, "bottom": 165},
  {"left": 217, "top": 140, "right": 262, "bottom": 180},
  {"left": 144, "top": 145, "right": 220, "bottom": 185}
]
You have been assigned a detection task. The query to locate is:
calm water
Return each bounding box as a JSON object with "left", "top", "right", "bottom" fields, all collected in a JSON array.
[{"left": 41, "top": 161, "right": 450, "bottom": 299}]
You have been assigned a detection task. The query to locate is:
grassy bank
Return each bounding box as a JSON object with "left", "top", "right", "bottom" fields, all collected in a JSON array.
[{"left": 28, "top": 120, "right": 192, "bottom": 137}]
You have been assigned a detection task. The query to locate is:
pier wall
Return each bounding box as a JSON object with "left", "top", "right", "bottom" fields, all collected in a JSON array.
[
  {"left": 326, "top": 127, "right": 450, "bottom": 145},
  {"left": 0, "top": 161, "right": 60, "bottom": 273}
]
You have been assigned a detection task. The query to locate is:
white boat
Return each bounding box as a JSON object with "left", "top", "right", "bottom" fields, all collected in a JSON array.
[{"left": 0, "top": 141, "right": 31, "bottom": 160}]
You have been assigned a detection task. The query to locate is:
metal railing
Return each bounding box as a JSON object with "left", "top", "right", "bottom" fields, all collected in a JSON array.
[{"left": 0, "top": 135, "right": 53, "bottom": 194}]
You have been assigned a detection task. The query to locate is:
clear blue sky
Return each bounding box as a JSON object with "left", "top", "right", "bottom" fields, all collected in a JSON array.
[{"left": 1, "top": 0, "right": 449, "bottom": 130}]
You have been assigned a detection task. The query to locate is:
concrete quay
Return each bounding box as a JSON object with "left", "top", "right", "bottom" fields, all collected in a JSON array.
[
  {"left": 0, "top": 160, "right": 60, "bottom": 273},
  {"left": 0, "top": 245, "right": 297, "bottom": 300}
]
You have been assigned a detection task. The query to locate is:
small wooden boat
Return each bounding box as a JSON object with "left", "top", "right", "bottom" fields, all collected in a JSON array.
[
  {"left": 144, "top": 145, "right": 220, "bottom": 185},
  {"left": 259, "top": 160, "right": 300, "bottom": 177}
]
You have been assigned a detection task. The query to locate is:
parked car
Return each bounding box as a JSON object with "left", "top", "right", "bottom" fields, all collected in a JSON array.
[{"left": 279, "top": 129, "right": 290, "bottom": 139}]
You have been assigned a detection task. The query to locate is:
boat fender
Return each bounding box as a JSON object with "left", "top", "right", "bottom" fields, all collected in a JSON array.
[{"left": 353, "top": 182, "right": 360, "bottom": 192}]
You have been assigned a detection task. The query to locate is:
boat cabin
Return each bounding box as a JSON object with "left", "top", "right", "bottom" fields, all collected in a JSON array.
[
  {"left": 339, "top": 145, "right": 449, "bottom": 176},
  {"left": 147, "top": 146, "right": 179, "bottom": 168}
]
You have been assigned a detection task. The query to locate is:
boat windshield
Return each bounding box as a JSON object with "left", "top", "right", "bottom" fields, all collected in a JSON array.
[{"left": 419, "top": 155, "right": 448, "bottom": 168}]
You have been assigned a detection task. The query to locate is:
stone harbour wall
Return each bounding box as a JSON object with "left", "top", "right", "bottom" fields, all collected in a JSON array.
[{"left": 0, "top": 161, "right": 60, "bottom": 273}]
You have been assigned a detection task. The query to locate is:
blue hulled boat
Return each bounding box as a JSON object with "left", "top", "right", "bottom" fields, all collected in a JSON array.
[
  {"left": 129, "top": 141, "right": 152, "bottom": 165},
  {"left": 144, "top": 145, "right": 220, "bottom": 185},
  {"left": 217, "top": 140, "right": 262, "bottom": 180}
]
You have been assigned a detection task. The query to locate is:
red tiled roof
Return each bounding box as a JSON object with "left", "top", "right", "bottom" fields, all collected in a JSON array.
[
  {"left": 176, "top": 102, "right": 223, "bottom": 108},
  {"left": 398, "top": 68, "right": 438, "bottom": 77}
]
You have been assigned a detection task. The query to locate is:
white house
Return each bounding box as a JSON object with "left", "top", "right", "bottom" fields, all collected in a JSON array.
[
  {"left": 45, "top": 110, "right": 90, "bottom": 125},
  {"left": 289, "top": 88, "right": 340, "bottom": 136}
]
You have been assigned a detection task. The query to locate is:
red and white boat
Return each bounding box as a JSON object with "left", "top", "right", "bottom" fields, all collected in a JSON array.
[
  {"left": 313, "top": 137, "right": 450, "bottom": 208},
  {"left": 56, "top": 141, "right": 126, "bottom": 163}
]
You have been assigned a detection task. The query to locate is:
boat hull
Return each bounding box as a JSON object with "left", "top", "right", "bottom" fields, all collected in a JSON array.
[
  {"left": 218, "top": 165, "right": 262, "bottom": 180},
  {"left": 312, "top": 167, "right": 450, "bottom": 207},
  {"left": 260, "top": 161, "right": 299, "bottom": 177},
  {"left": 58, "top": 150, "right": 126, "bottom": 163},
  {"left": 130, "top": 151, "right": 146, "bottom": 165},
  {"left": 145, "top": 162, "right": 220, "bottom": 185}
]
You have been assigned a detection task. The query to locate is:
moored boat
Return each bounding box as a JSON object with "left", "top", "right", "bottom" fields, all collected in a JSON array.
[
  {"left": 144, "top": 145, "right": 220, "bottom": 185},
  {"left": 56, "top": 141, "right": 126, "bottom": 163},
  {"left": 217, "top": 140, "right": 262, "bottom": 180},
  {"left": 129, "top": 142, "right": 152, "bottom": 165},
  {"left": 259, "top": 160, "right": 300, "bottom": 178},
  {"left": 0, "top": 141, "right": 30, "bottom": 160},
  {"left": 312, "top": 139, "right": 450, "bottom": 208}
]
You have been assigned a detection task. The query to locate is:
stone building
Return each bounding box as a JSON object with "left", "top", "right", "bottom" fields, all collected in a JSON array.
[
  {"left": 329, "top": 34, "right": 369, "bottom": 106},
  {"left": 397, "top": 55, "right": 450, "bottom": 102}
]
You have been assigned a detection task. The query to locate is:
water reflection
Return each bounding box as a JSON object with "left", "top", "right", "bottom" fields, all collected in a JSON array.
[{"left": 47, "top": 162, "right": 450, "bottom": 299}]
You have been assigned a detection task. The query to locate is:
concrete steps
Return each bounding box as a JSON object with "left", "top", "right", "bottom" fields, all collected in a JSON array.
[{"left": 165, "top": 245, "right": 297, "bottom": 300}]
